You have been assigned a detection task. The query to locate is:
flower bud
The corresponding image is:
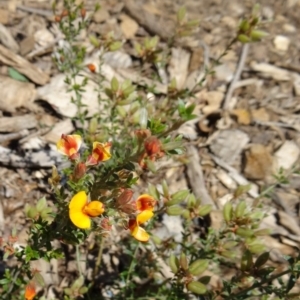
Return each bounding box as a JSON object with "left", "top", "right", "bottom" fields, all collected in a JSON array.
[
  {"left": 87, "top": 63, "right": 96, "bottom": 73},
  {"left": 135, "top": 129, "right": 151, "bottom": 142},
  {"left": 80, "top": 8, "right": 86, "bottom": 18},
  {"left": 72, "top": 162, "right": 87, "bottom": 181},
  {"left": 100, "top": 217, "right": 112, "bottom": 232},
  {"left": 144, "top": 136, "right": 161, "bottom": 157}
]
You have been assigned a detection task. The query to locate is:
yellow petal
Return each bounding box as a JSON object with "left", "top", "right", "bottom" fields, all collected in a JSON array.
[
  {"left": 84, "top": 201, "right": 105, "bottom": 217},
  {"left": 69, "top": 191, "right": 87, "bottom": 211},
  {"left": 69, "top": 209, "right": 91, "bottom": 229},
  {"left": 131, "top": 225, "right": 150, "bottom": 242},
  {"left": 136, "top": 210, "right": 153, "bottom": 225}
]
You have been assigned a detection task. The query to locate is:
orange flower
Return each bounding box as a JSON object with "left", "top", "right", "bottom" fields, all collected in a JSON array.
[
  {"left": 86, "top": 142, "right": 112, "bottom": 166},
  {"left": 56, "top": 134, "right": 82, "bottom": 160},
  {"left": 136, "top": 194, "right": 156, "bottom": 212},
  {"left": 87, "top": 63, "right": 96, "bottom": 73},
  {"left": 128, "top": 210, "right": 153, "bottom": 242},
  {"left": 69, "top": 191, "right": 105, "bottom": 229},
  {"left": 144, "top": 136, "right": 162, "bottom": 158},
  {"left": 25, "top": 282, "right": 36, "bottom": 300}
]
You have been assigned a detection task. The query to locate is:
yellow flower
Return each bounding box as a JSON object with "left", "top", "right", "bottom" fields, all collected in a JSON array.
[
  {"left": 69, "top": 191, "right": 105, "bottom": 229},
  {"left": 86, "top": 142, "right": 112, "bottom": 166},
  {"left": 128, "top": 210, "right": 153, "bottom": 242},
  {"left": 56, "top": 134, "right": 82, "bottom": 159}
]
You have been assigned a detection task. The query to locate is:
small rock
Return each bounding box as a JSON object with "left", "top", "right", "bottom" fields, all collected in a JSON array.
[
  {"left": 251, "top": 107, "right": 270, "bottom": 122},
  {"left": 34, "top": 29, "right": 55, "bottom": 47},
  {"left": 273, "top": 35, "right": 290, "bottom": 52},
  {"left": 250, "top": 62, "right": 291, "bottom": 81},
  {"left": 202, "top": 91, "right": 224, "bottom": 114},
  {"left": 93, "top": 8, "right": 110, "bottom": 23},
  {"left": 283, "top": 24, "right": 296, "bottom": 33},
  {"left": 221, "top": 16, "right": 237, "bottom": 28},
  {"left": 293, "top": 75, "right": 300, "bottom": 96},
  {"left": 231, "top": 109, "right": 251, "bottom": 125},
  {"left": 262, "top": 6, "right": 274, "bottom": 19},
  {"left": 216, "top": 169, "right": 237, "bottom": 190},
  {"left": 0, "top": 24, "right": 19, "bottom": 53},
  {"left": 244, "top": 144, "right": 273, "bottom": 180},
  {"left": 0, "top": 9, "right": 9, "bottom": 24},
  {"left": 210, "top": 129, "right": 250, "bottom": 164},
  {"left": 103, "top": 51, "right": 132, "bottom": 69},
  {"left": 120, "top": 14, "right": 139, "bottom": 39},
  {"left": 214, "top": 63, "right": 234, "bottom": 82},
  {"left": 274, "top": 140, "right": 299, "bottom": 170},
  {"left": 20, "top": 35, "right": 35, "bottom": 56}
]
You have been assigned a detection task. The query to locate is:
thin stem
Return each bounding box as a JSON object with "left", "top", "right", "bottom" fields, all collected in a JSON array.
[
  {"left": 225, "top": 269, "right": 291, "bottom": 299},
  {"left": 126, "top": 243, "right": 139, "bottom": 284},
  {"left": 76, "top": 244, "right": 83, "bottom": 276},
  {"left": 94, "top": 237, "right": 105, "bottom": 279}
]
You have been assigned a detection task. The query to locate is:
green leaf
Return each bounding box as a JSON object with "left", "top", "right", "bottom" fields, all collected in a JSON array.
[
  {"left": 187, "top": 281, "right": 207, "bottom": 295},
  {"left": 188, "top": 259, "right": 209, "bottom": 276},
  {"left": 8, "top": 68, "right": 28, "bottom": 82},
  {"left": 177, "top": 6, "right": 186, "bottom": 23}
]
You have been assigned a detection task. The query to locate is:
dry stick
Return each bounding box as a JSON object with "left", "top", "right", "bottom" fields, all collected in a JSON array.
[
  {"left": 210, "top": 154, "right": 259, "bottom": 198},
  {"left": 186, "top": 145, "right": 217, "bottom": 209},
  {"left": 223, "top": 43, "right": 249, "bottom": 110},
  {"left": 16, "top": 5, "right": 53, "bottom": 17}
]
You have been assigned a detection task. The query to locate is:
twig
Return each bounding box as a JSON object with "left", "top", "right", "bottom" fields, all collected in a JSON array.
[
  {"left": 186, "top": 145, "right": 217, "bottom": 209},
  {"left": 17, "top": 5, "right": 53, "bottom": 17},
  {"left": 223, "top": 43, "right": 249, "bottom": 110},
  {"left": 94, "top": 237, "right": 105, "bottom": 279},
  {"left": 126, "top": 243, "right": 139, "bottom": 285},
  {"left": 225, "top": 269, "right": 291, "bottom": 300},
  {"left": 76, "top": 245, "right": 83, "bottom": 276},
  {"left": 210, "top": 154, "right": 259, "bottom": 198}
]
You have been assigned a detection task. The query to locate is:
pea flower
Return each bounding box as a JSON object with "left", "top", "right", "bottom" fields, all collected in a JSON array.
[
  {"left": 86, "top": 142, "right": 112, "bottom": 166},
  {"left": 128, "top": 210, "right": 154, "bottom": 242},
  {"left": 128, "top": 194, "right": 156, "bottom": 242},
  {"left": 136, "top": 194, "right": 156, "bottom": 211},
  {"left": 144, "top": 136, "right": 163, "bottom": 159},
  {"left": 56, "top": 134, "right": 82, "bottom": 160},
  {"left": 69, "top": 191, "right": 105, "bottom": 229},
  {"left": 25, "top": 282, "right": 36, "bottom": 300}
]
